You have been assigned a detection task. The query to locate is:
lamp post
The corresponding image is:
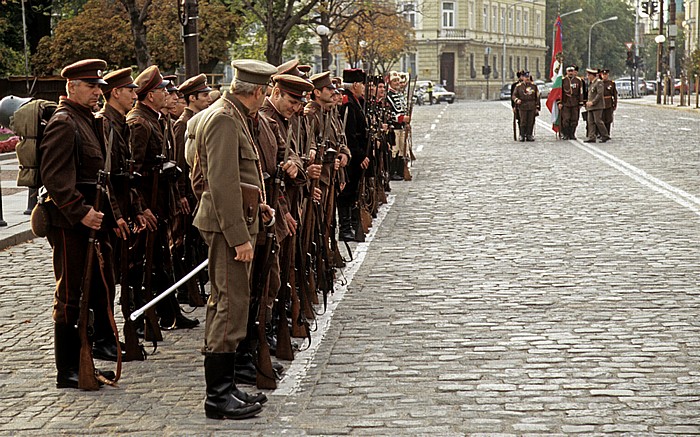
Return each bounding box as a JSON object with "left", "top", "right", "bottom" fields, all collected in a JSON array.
[
  {"left": 656, "top": 34, "right": 667, "bottom": 103},
  {"left": 587, "top": 16, "right": 618, "bottom": 69},
  {"left": 316, "top": 24, "right": 331, "bottom": 72},
  {"left": 551, "top": 8, "right": 583, "bottom": 74},
  {"left": 502, "top": 0, "right": 539, "bottom": 87}
]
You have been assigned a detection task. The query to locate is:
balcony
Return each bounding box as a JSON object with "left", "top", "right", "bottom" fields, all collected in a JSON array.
[{"left": 439, "top": 28, "right": 468, "bottom": 39}]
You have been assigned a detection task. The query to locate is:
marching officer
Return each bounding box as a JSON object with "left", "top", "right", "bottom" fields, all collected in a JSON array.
[
  {"left": 558, "top": 65, "right": 584, "bottom": 140},
  {"left": 512, "top": 71, "right": 540, "bottom": 141},
  {"left": 40, "top": 59, "right": 117, "bottom": 389},
  {"left": 584, "top": 68, "right": 609, "bottom": 143},
  {"left": 600, "top": 69, "right": 618, "bottom": 137}
]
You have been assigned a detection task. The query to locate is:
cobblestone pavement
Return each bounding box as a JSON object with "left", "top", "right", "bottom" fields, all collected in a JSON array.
[{"left": 1, "top": 100, "right": 699, "bottom": 436}]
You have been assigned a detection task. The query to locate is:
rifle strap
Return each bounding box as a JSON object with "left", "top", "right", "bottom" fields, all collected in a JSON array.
[{"left": 95, "top": 240, "right": 122, "bottom": 384}]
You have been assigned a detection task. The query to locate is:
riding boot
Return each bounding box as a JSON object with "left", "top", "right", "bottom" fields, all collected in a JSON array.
[
  {"left": 390, "top": 157, "right": 403, "bottom": 181},
  {"left": 337, "top": 206, "right": 355, "bottom": 241},
  {"left": 55, "top": 323, "right": 81, "bottom": 389},
  {"left": 204, "top": 354, "right": 262, "bottom": 420}
]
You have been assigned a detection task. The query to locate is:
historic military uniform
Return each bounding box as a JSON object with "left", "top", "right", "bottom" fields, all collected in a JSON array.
[
  {"left": 386, "top": 71, "right": 409, "bottom": 180},
  {"left": 512, "top": 72, "right": 540, "bottom": 141},
  {"left": 40, "top": 59, "right": 117, "bottom": 389},
  {"left": 559, "top": 65, "right": 584, "bottom": 140},
  {"left": 193, "top": 59, "right": 278, "bottom": 420},
  {"left": 584, "top": 68, "right": 609, "bottom": 143},
  {"left": 601, "top": 69, "right": 618, "bottom": 137}
]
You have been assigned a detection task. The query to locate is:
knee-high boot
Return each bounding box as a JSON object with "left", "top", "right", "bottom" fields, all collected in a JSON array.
[
  {"left": 337, "top": 205, "right": 354, "bottom": 241},
  {"left": 204, "top": 354, "right": 263, "bottom": 420},
  {"left": 55, "top": 323, "right": 81, "bottom": 389}
]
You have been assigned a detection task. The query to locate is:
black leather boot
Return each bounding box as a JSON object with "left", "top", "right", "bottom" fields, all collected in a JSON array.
[
  {"left": 337, "top": 206, "right": 354, "bottom": 241},
  {"left": 204, "top": 354, "right": 262, "bottom": 420},
  {"left": 233, "top": 351, "right": 257, "bottom": 386},
  {"left": 55, "top": 323, "right": 81, "bottom": 389}
]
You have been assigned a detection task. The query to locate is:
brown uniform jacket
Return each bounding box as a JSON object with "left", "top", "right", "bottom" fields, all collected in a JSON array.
[
  {"left": 126, "top": 101, "right": 166, "bottom": 213},
  {"left": 40, "top": 98, "right": 113, "bottom": 229},
  {"left": 587, "top": 78, "right": 605, "bottom": 110},
  {"left": 561, "top": 76, "right": 584, "bottom": 107},
  {"left": 603, "top": 79, "right": 618, "bottom": 110},
  {"left": 512, "top": 82, "right": 540, "bottom": 111},
  {"left": 192, "top": 91, "right": 263, "bottom": 248},
  {"left": 173, "top": 107, "right": 195, "bottom": 199}
]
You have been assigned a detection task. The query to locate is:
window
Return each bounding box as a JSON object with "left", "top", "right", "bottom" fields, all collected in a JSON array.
[
  {"left": 516, "top": 56, "right": 520, "bottom": 71},
  {"left": 501, "top": 7, "right": 506, "bottom": 34},
  {"left": 483, "top": 4, "right": 489, "bottom": 32},
  {"left": 516, "top": 10, "right": 521, "bottom": 35},
  {"left": 442, "top": 2, "right": 455, "bottom": 28},
  {"left": 492, "top": 5, "right": 498, "bottom": 32},
  {"left": 468, "top": 0, "right": 475, "bottom": 29},
  {"left": 535, "top": 11, "right": 542, "bottom": 37},
  {"left": 523, "top": 10, "right": 529, "bottom": 36},
  {"left": 403, "top": 3, "right": 417, "bottom": 28},
  {"left": 508, "top": 9, "right": 513, "bottom": 34},
  {"left": 493, "top": 55, "right": 498, "bottom": 78},
  {"left": 509, "top": 55, "right": 513, "bottom": 78},
  {"left": 524, "top": 56, "right": 528, "bottom": 71}
]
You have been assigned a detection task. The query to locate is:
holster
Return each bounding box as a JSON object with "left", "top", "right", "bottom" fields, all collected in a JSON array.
[{"left": 240, "top": 182, "right": 261, "bottom": 226}]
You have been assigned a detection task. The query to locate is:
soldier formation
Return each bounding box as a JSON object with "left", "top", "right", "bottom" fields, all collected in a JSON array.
[{"left": 37, "top": 57, "right": 414, "bottom": 420}]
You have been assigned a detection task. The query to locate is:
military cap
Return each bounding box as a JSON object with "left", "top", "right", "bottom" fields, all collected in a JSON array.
[
  {"left": 163, "top": 74, "right": 179, "bottom": 92},
  {"left": 276, "top": 59, "right": 303, "bottom": 77},
  {"left": 298, "top": 64, "right": 312, "bottom": 78},
  {"left": 566, "top": 64, "right": 579, "bottom": 72},
  {"left": 274, "top": 74, "right": 314, "bottom": 102},
  {"left": 388, "top": 71, "right": 400, "bottom": 82},
  {"left": 600, "top": 68, "right": 610, "bottom": 74},
  {"left": 310, "top": 71, "right": 335, "bottom": 90},
  {"left": 134, "top": 65, "right": 169, "bottom": 96},
  {"left": 61, "top": 59, "right": 108, "bottom": 84},
  {"left": 343, "top": 68, "right": 366, "bottom": 84},
  {"left": 232, "top": 59, "right": 278, "bottom": 85},
  {"left": 102, "top": 68, "right": 138, "bottom": 93},
  {"left": 178, "top": 74, "right": 212, "bottom": 96},
  {"left": 585, "top": 68, "right": 599, "bottom": 75},
  {"left": 519, "top": 70, "right": 530, "bottom": 77}
]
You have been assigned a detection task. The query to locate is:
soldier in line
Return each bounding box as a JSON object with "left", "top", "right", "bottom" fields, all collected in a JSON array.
[
  {"left": 192, "top": 59, "right": 278, "bottom": 420},
  {"left": 385, "top": 71, "right": 410, "bottom": 181},
  {"left": 339, "top": 68, "right": 369, "bottom": 241},
  {"left": 510, "top": 70, "right": 527, "bottom": 138},
  {"left": 127, "top": 66, "right": 199, "bottom": 331},
  {"left": 600, "top": 69, "right": 618, "bottom": 138},
  {"left": 512, "top": 71, "right": 540, "bottom": 142},
  {"left": 40, "top": 59, "right": 117, "bottom": 389},
  {"left": 584, "top": 68, "right": 610, "bottom": 143},
  {"left": 558, "top": 65, "right": 584, "bottom": 140}
]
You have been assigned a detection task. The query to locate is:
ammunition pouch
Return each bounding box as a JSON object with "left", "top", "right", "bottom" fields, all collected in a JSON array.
[{"left": 240, "top": 182, "right": 261, "bottom": 226}]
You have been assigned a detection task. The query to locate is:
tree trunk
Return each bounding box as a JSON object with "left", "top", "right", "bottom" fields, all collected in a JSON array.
[
  {"left": 121, "top": 0, "right": 152, "bottom": 71},
  {"left": 266, "top": 32, "right": 285, "bottom": 66}
]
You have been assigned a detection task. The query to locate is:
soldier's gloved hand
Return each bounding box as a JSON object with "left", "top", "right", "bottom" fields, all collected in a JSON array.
[
  {"left": 285, "top": 212, "right": 297, "bottom": 235},
  {"left": 114, "top": 218, "right": 130, "bottom": 240},
  {"left": 81, "top": 207, "right": 104, "bottom": 231},
  {"left": 283, "top": 160, "right": 298, "bottom": 179},
  {"left": 307, "top": 163, "right": 322, "bottom": 180},
  {"left": 234, "top": 241, "right": 254, "bottom": 262},
  {"left": 143, "top": 209, "right": 158, "bottom": 232},
  {"left": 178, "top": 197, "right": 191, "bottom": 215}
]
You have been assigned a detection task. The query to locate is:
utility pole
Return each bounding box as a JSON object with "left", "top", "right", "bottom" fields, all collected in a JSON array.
[
  {"left": 180, "top": 0, "right": 200, "bottom": 78},
  {"left": 656, "top": 0, "right": 665, "bottom": 104},
  {"left": 668, "top": 0, "right": 676, "bottom": 78}
]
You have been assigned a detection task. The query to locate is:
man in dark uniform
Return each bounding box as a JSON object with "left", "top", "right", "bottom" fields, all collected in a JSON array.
[
  {"left": 512, "top": 71, "right": 540, "bottom": 141},
  {"left": 339, "top": 68, "right": 368, "bottom": 240},
  {"left": 584, "top": 68, "right": 609, "bottom": 143},
  {"left": 600, "top": 69, "right": 618, "bottom": 137},
  {"left": 192, "top": 59, "right": 278, "bottom": 420},
  {"left": 95, "top": 67, "right": 149, "bottom": 361},
  {"left": 510, "top": 70, "right": 527, "bottom": 140},
  {"left": 40, "top": 59, "right": 117, "bottom": 389},
  {"left": 127, "top": 66, "right": 199, "bottom": 331},
  {"left": 385, "top": 71, "right": 410, "bottom": 181},
  {"left": 558, "top": 65, "right": 584, "bottom": 140}
]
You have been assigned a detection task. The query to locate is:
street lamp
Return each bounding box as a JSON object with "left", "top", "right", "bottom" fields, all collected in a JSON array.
[
  {"left": 655, "top": 34, "right": 666, "bottom": 103},
  {"left": 587, "top": 16, "right": 618, "bottom": 69},
  {"left": 316, "top": 24, "right": 331, "bottom": 72},
  {"left": 502, "top": 0, "right": 539, "bottom": 87},
  {"left": 551, "top": 8, "right": 583, "bottom": 74}
]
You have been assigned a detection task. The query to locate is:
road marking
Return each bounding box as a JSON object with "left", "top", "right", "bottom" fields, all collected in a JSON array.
[
  {"left": 679, "top": 117, "right": 697, "bottom": 121},
  {"left": 415, "top": 144, "right": 424, "bottom": 153},
  {"left": 679, "top": 127, "right": 692, "bottom": 131},
  {"left": 274, "top": 195, "right": 396, "bottom": 396},
  {"left": 534, "top": 117, "right": 700, "bottom": 217},
  {"left": 430, "top": 124, "right": 436, "bottom": 130}
]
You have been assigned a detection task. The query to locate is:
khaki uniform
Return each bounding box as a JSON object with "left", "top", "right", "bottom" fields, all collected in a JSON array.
[
  {"left": 602, "top": 79, "right": 618, "bottom": 136},
  {"left": 586, "top": 78, "right": 609, "bottom": 142},
  {"left": 193, "top": 91, "right": 264, "bottom": 353}
]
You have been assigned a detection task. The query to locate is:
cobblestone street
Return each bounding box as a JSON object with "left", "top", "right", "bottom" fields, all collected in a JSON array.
[{"left": 1, "top": 99, "right": 699, "bottom": 436}]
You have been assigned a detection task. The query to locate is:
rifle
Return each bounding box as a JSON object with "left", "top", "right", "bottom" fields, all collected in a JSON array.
[
  {"left": 78, "top": 170, "right": 109, "bottom": 390},
  {"left": 141, "top": 155, "right": 165, "bottom": 344},
  {"left": 120, "top": 159, "right": 146, "bottom": 361},
  {"left": 403, "top": 74, "right": 417, "bottom": 181}
]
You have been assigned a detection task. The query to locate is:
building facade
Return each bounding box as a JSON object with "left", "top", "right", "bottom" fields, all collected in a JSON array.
[
  {"left": 400, "top": 0, "right": 547, "bottom": 99},
  {"left": 683, "top": 0, "right": 699, "bottom": 54}
]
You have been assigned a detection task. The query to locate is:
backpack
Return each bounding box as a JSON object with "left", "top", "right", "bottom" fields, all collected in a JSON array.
[{"left": 11, "top": 99, "right": 58, "bottom": 189}]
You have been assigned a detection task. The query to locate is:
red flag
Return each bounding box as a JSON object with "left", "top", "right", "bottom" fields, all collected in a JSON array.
[{"left": 549, "top": 17, "right": 563, "bottom": 78}]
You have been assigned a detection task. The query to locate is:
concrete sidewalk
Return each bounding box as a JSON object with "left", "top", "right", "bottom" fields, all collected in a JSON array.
[{"left": 0, "top": 152, "right": 33, "bottom": 250}]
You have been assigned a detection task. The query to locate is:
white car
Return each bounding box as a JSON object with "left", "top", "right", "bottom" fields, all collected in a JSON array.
[{"left": 534, "top": 80, "right": 551, "bottom": 99}]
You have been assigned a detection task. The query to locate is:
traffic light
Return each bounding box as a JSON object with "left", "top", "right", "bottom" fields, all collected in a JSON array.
[
  {"left": 482, "top": 65, "right": 491, "bottom": 76},
  {"left": 626, "top": 50, "right": 634, "bottom": 68},
  {"left": 641, "top": 1, "right": 649, "bottom": 15}
]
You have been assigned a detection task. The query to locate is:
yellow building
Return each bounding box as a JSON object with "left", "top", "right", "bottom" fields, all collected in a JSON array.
[{"left": 401, "top": 0, "right": 547, "bottom": 99}]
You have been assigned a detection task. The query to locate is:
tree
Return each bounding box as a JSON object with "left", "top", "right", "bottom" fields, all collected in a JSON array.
[
  {"left": 118, "top": 0, "right": 153, "bottom": 71},
  {"left": 231, "top": 0, "right": 322, "bottom": 65}
]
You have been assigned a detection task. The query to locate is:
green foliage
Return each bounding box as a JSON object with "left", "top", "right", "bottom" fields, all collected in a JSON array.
[{"left": 547, "top": 0, "right": 635, "bottom": 77}]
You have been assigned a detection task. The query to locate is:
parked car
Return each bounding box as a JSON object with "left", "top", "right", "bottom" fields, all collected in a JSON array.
[
  {"left": 415, "top": 81, "right": 456, "bottom": 104},
  {"left": 615, "top": 78, "right": 647, "bottom": 97},
  {"left": 534, "top": 80, "right": 551, "bottom": 98},
  {"left": 499, "top": 83, "right": 512, "bottom": 100}
]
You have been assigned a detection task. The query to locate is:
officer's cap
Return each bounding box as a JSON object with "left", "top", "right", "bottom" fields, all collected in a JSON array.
[
  {"left": 163, "top": 75, "right": 179, "bottom": 92},
  {"left": 274, "top": 74, "right": 314, "bottom": 102},
  {"left": 61, "top": 59, "right": 108, "bottom": 85},
  {"left": 298, "top": 64, "right": 312, "bottom": 78},
  {"left": 586, "top": 68, "right": 600, "bottom": 75},
  {"left": 232, "top": 59, "right": 278, "bottom": 85},
  {"left": 102, "top": 68, "right": 138, "bottom": 94},
  {"left": 600, "top": 68, "right": 610, "bottom": 74},
  {"left": 134, "top": 65, "right": 169, "bottom": 96},
  {"left": 310, "top": 71, "right": 335, "bottom": 90},
  {"left": 276, "top": 59, "right": 303, "bottom": 78},
  {"left": 343, "top": 68, "right": 366, "bottom": 84},
  {"left": 178, "top": 74, "right": 212, "bottom": 96}
]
